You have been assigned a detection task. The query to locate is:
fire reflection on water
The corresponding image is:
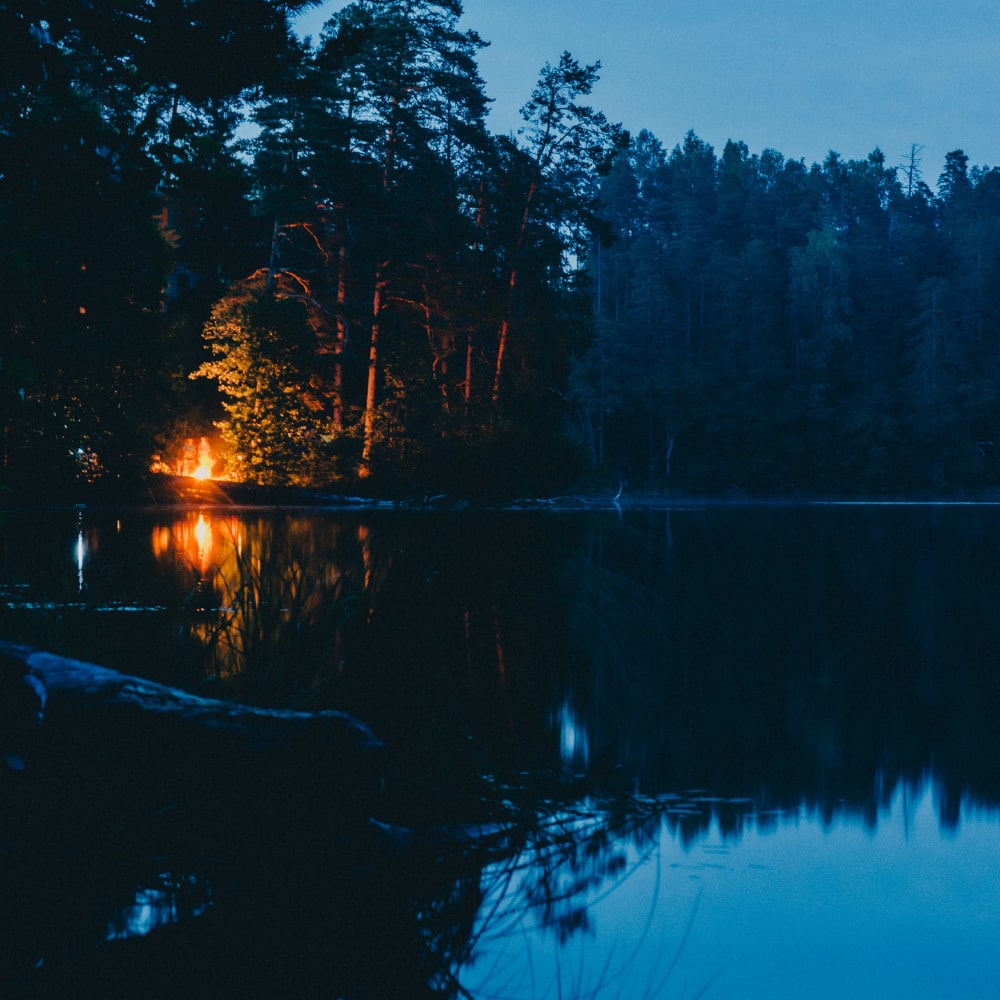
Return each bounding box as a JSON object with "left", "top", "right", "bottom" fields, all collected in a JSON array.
[{"left": 150, "top": 512, "right": 365, "bottom": 701}]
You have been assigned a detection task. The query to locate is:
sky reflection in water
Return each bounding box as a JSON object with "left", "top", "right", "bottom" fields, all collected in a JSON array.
[{"left": 462, "top": 781, "right": 1000, "bottom": 999}]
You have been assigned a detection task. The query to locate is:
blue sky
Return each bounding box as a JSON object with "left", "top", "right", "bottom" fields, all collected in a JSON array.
[{"left": 295, "top": 1, "right": 1000, "bottom": 186}]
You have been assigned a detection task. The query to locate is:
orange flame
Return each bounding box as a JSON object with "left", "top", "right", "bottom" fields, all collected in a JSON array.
[{"left": 189, "top": 437, "right": 215, "bottom": 480}]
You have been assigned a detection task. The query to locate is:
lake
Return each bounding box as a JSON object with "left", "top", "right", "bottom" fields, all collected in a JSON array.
[{"left": 2, "top": 500, "right": 1000, "bottom": 997}]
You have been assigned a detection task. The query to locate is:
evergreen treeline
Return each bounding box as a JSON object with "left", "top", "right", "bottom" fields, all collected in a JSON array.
[
  {"left": 3, "top": 0, "right": 1000, "bottom": 497},
  {"left": 583, "top": 134, "right": 1000, "bottom": 493}
]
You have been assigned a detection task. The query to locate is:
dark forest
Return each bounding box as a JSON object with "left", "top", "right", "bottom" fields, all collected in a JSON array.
[{"left": 4, "top": 0, "right": 1000, "bottom": 499}]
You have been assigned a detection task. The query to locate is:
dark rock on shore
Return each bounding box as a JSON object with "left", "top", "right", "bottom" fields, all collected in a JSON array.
[
  {"left": 0, "top": 642, "right": 402, "bottom": 997},
  {"left": 0, "top": 651, "right": 45, "bottom": 777},
  {"left": 0, "top": 641, "right": 384, "bottom": 855}
]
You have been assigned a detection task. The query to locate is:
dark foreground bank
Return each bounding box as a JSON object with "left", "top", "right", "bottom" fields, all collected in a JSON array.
[{"left": 0, "top": 642, "right": 504, "bottom": 999}]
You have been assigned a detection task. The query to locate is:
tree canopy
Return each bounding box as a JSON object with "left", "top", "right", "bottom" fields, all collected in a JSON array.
[
  {"left": 5, "top": 1, "right": 1000, "bottom": 498},
  {"left": 575, "top": 133, "right": 1000, "bottom": 493}
]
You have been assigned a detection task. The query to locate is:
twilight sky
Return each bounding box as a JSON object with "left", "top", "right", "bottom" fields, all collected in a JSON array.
[{"left": 295, "top": 0, "right": 1000, "bottom": 186}]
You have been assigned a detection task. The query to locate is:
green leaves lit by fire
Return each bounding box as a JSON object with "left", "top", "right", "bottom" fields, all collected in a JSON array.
[{"left": 191, "top": 282, "right": 346, "bottom": 486}]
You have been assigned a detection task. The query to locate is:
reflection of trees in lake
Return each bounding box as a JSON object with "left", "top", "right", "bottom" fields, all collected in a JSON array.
[
  {"left": 559, "top": 505, "right": 1000, "bottom": 836},
  {"left": 11, "top": 504, "right": 1000, "bottom": 997},
  {"left": 449, "top": 777, "right": 732, "bottom": 1000},
  {"left": 154, "top": 510, "right": 581, "bottom": 796},
  {"left": 156, "top": 512, "right": 390, "bottom": 706},
  {"left": 7, "top": 779, "right": 688, "bottom": 1000},
  {"left": 323, "top": 512, "right": 582, "bottom": 825},
  {"left": 153, "top": 505, "right": 1000, "bottom": 832}
]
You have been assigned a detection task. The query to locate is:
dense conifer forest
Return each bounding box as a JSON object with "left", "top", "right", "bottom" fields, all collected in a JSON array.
[{"left": 3, "top": 0, "right": 1000, "bottom": 498}]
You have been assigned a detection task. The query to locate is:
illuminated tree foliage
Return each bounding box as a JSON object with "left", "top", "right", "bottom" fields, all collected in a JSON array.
[
  {"left": 193, "top": 282, "right": 343, "bottom": 485},
  {"left": 198, "top": 0, "right": 615, "bottom": 489}
]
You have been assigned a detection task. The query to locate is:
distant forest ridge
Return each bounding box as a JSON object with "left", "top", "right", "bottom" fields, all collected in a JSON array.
[
  {"left": 2, "top": 1, "right": 998, "bottom": 498},
  {"left": 584, "top": 134, "right": 1000, "bottom": 494}
]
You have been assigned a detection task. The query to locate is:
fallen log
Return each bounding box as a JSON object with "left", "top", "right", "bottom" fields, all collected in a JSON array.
[{"left": 0, "top": 641, "right": 384, "bottom": 857}]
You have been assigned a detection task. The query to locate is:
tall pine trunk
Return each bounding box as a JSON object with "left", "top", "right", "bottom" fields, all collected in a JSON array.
[
  {"left": 492, "top": 180, "right": 536, "bottom": 402},
  {"left": 360, "top": 263, "right": 389, "bottom": 476},
  {"left": 333, "top": 243, "right": 348, "bottom": 428}
]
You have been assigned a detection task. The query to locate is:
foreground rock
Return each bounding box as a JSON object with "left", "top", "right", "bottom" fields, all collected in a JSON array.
[
  {"left": 0, "top": 641, "right": 384, "bottom": 857},
  {"left": 0, "top": 643, "right": 412, "bottom": 998}
]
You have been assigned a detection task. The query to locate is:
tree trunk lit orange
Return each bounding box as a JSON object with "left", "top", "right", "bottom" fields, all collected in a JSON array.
[{"left": 360, "top": 263, "right": 389, "bottom": 475}]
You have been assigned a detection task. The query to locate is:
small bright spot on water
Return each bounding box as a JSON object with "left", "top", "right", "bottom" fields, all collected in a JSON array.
[
  {"left": 557, "top": 699, "right": 589, "bottom": 769},
  {"left": 75, "top": 531, "right": 85, "bottom": 592}
]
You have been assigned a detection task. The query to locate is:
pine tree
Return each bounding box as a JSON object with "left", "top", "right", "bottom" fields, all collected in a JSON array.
[{"left": 491, "top": 52, "right": 623, "bottom": 403}]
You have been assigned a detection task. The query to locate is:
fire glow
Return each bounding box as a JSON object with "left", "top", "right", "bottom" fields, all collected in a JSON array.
[{"left": 190, "top": 437, "right": 215, "bottom": 480}]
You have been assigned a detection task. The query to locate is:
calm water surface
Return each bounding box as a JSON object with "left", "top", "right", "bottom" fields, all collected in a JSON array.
[{"left": 2, "top": 501, "right": 1000, "bottom": 997}]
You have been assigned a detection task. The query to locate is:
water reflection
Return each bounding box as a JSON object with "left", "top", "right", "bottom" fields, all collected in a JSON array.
[
  {"left": 75, "top": 528, "right": 85, "bottom": 592},
  {"left": 3, "top": 504, "right": 1000, "bottom": 995},
  {"left": 458, "top": 776, "right": 1000, "bottom": 1000},
  {"left": 106, "top": 873, "right": 213, "bottom": 942},
  {"left": 455, "top": 771, "right": 1000, "bottom": 998},
  {"left": 150, "top": 511, "right": 373, "bottom": 704},
  {"left": 555, "top": 699, "right": 590, "bottom": 770},
  {"left": 556, "top": 505, "right": 1000, "bottom": 836}
]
